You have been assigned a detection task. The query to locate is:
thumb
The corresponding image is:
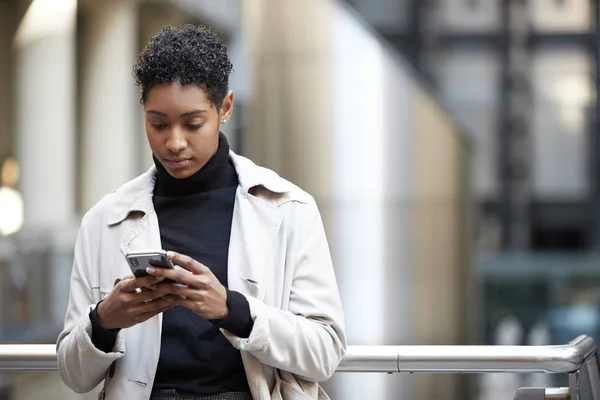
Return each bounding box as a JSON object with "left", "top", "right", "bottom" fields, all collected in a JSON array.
[{"left": 115, "top": 275, "right": 135, "bottom": 287}]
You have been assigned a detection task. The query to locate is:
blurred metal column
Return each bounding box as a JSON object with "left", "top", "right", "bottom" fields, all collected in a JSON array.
[
  {"left": 594, "top": 0, "right": 600, "bottom": 248},
  {"left": 79, "top": 0, "right": 139, "bottom": 212},
  {"left": 13, "top": 0, "right": 77, "bottom": 228},
  {"left": 499, "top": 0, "right": 532, "bottom": 250}
]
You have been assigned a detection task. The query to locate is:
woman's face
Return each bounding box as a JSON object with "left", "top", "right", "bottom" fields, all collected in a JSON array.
[{"left": 144, "top": 81, "right": 233, "bottom": 179}]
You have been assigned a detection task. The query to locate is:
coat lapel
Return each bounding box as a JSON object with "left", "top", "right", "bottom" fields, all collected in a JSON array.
[
  {"left": 228, "top": 187, "right": 284, "bottom": 302},
  {"left": 118, "top": 209, "right": 163, "bottom": 259},
  {"left": 106, "top": 173, "right": 164, "bottom": 391}
]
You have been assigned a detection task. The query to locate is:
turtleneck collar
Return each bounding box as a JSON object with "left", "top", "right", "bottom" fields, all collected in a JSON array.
[{"left": 153, "top": 133, "right": 238, "bottom": 197}]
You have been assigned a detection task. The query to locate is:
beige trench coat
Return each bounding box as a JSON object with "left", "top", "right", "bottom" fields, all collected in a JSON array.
[{"left": 56, "top": 151, "right": 346, "bottom": 399}]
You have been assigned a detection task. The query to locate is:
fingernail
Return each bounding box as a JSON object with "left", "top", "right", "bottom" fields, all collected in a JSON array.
[
  {"left": 167, "top": 251, "right": 174, "bottom": 258},
  {"left": 147, "top": 267, "right": 155, "bottom": 274},
  {"left": 156, "top": 276, "right": 164, "bottom": 281}
]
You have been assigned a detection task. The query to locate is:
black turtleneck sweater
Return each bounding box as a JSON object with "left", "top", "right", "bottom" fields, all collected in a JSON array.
[{"left": 90, "top": 133, "right": 253, "bottom": 395}]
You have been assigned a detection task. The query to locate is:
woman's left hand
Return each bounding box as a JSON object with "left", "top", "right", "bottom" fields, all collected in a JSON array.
[{"left": 146, "top": 251, "right": 229, "bottom": 320}]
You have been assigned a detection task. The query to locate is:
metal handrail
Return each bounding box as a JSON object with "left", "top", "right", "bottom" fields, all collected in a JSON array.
[
  {"left": 0, "top": 343, "right": 57, "bottom": 371},
  {"left": 0, "top": 335, "right": 595, "bottom": 373},
  {"left": 1, "top": 335, "right": 599, "bottom": 399},
  {"left": 338, "top": 335, "right": 597, "bottom": 374}
]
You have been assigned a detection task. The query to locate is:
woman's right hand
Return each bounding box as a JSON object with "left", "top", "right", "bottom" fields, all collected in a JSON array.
[{"left": 96, "top": 274, "right": 173, "bottom": 330}]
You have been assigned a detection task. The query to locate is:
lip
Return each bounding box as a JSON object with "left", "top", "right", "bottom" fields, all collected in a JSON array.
[{"left": 164, "top": 158, "right": 192, "bottom": 169}]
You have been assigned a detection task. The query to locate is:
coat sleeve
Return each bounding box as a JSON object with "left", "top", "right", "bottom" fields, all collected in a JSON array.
[
  {"left": 222, "top": 200, "right": 347, "bottom": 382},
  {"left": 56, "top": 214, "right": 125, "bottom": 393}
]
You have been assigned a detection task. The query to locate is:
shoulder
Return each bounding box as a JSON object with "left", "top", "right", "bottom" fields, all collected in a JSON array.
[
  {"left": 231, "top": 152, "right": 314, "bottom": 208},
  {"left": 81, "top": 169, "right": 154, "bottom": 229},
  {"left": 249, "top": 177, "right": 315, "bottom": 209}
]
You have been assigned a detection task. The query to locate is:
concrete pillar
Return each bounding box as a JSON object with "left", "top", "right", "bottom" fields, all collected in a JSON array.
[
  {"left": 242, "top": 1, "right": 470, "bottom": 399},
  {"left": 137, "top": 2, "right": 185, "bottom": 171},
  {"left": 0, "top": 5, "right": 15, "bottom": 395},
  {"left": 0, "top": 1, "right": 15, "bottom": 165},
  {"left": 10, "top": 1, "right": 80, "bottom": 399},
  {"left": 242, "top": 1, "right": 412, "bottom": 398},
  {"left": 80, "top": 0, "right": 139, "bottom": 212},
  {"left": 13, "top": 0, "right": 77, "bottom": 228}
]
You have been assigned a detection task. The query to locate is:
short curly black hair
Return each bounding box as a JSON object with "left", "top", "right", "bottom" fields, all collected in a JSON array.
[{"left": 133, "top": 24, "right": 233, "bottom": 108}]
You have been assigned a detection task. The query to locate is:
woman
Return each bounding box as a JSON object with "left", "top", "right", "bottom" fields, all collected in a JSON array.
[{"left": 56, "top": 25, "right": 346, "bottom": 400}]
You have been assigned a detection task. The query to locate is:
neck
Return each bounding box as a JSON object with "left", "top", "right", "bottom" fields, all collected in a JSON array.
[{"left": 153, "top": 133, "right": 237, "bottom": 196}]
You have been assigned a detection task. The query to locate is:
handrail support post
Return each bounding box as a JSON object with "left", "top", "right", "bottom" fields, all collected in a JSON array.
[{"left": 570, "top": 372, "right": 580, "bottom": 400}]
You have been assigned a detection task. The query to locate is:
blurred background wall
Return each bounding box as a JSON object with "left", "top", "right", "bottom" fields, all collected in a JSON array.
[{"left": 0, "top": 0, "right": 596, "bottom": 399}]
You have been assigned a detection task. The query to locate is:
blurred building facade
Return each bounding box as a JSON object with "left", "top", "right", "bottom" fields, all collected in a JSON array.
[
  {"left": 1, "top": 1, "right": 472, "bottom": 399},
  {"left": 242, "top": 2, "right": 471, "bottom": 399},
  {"left": 0, "top": 1, "right": 248, "bottom": 398},
  {"left": 10, "top": 0, "right": 593, "bottom": 399},
  {"left": 345, "top": 0, "right": 600, "bottom": 393}
]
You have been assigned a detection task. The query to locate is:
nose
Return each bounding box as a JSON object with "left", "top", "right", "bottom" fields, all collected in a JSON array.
[{"left": 166, "top": 128, "right": 187, "bottom": 153}]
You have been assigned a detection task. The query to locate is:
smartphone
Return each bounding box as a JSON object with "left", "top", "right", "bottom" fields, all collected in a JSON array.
[{"left": 125, "top": 249, "right": 174, "bottom": 280}]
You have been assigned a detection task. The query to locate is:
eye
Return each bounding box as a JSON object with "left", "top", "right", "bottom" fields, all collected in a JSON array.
[
  {"left": 151, "top": 123, "right": 167, "bottom": 130},
  {"left": 187, "top": 124, "right": 203, "bottom": 130}
]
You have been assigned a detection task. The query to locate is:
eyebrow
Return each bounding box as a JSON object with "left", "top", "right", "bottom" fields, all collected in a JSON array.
[{"left": 146, "top": 110, "right": 207, "bottom": 117}]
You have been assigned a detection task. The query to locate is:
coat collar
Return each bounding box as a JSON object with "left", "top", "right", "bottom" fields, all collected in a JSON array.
[{"left": 106, "top": 150, "right": 294, "bottom": 226}]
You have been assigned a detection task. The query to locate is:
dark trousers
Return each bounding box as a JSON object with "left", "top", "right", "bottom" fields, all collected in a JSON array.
[{"left": 149, "top": 389, "right": 253, "bottom": 400}]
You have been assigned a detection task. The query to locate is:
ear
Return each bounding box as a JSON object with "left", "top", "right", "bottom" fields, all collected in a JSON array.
[{"left": 219, "top": 90, "right": 234, "bottom": 123}]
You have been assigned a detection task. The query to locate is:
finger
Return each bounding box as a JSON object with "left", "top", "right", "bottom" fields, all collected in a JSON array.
[
  {"left": 143, "top": 303, "right": 174, "bottom": 315},
  {"left": 131, "top": 298, "right": 173, "bottom": 315},
  {"left": 166, "top": 251, "right": 208, "bottom": 275},
  {"left": 133, "top": 303, "right": 174, "bottom": 325},
  {"left": 173, "top": 265, "right": 192, "bottom": 274},
  {"left": 144, "top": 298, "right": 173, "bottom": 311},
  {"left": 149, "top": 282, "right": 199, "bottom": 299},
  {"left": 136, "top": 287, "right": 166, "bottom": 303},
  {"left": 112, "top": 274, "right": 134, "bottom": 288},
  {"left": 161, "top": 294, "right": 197, "bottom": 311},
  {"left": 119, "top": 274, "right": 164, "bottom": 292},
  {"left": 147, "top": 265, "right": 195, "bottom": 286},
  {"left": 145, "top": 265, "right": 185, "bottom": 281}
]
